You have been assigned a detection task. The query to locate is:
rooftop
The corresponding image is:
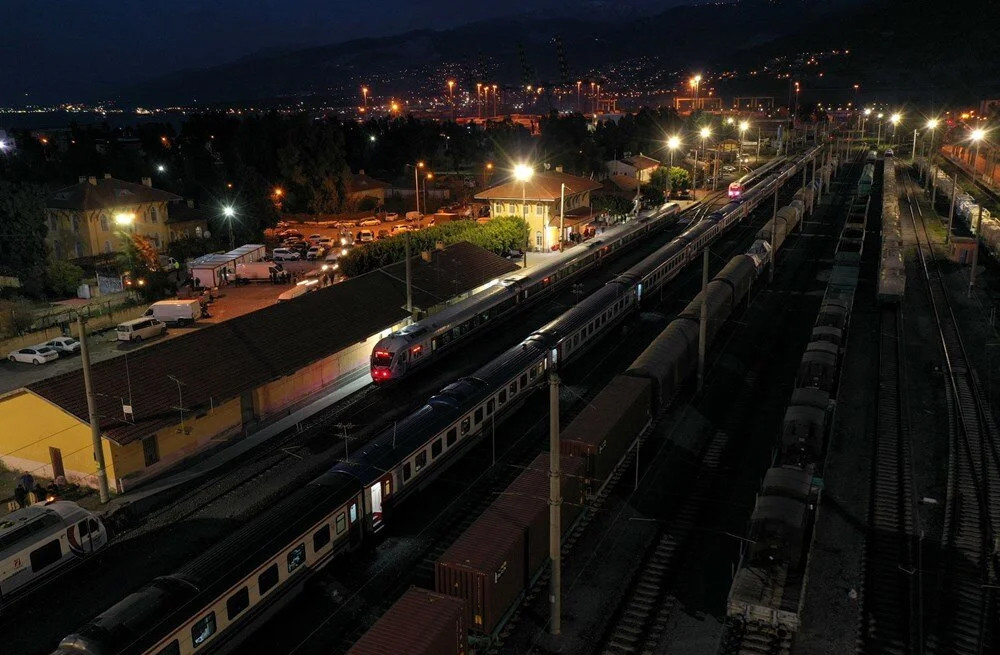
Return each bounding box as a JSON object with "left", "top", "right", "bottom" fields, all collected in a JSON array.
[
  {"left": 475, "top": 170, "right": 602, "bottom": 202},
  {"left": 47, "top": 176, "right": 180, "bottom": 211},
  {"left": 167, "top": 200, "right": 213, "bottom": 225},
  {"left": 624, "top": 154, "right": 660, "bottom": 170},
  {"left": 26, "top": 242, "right": 514, "bottom": 445}
]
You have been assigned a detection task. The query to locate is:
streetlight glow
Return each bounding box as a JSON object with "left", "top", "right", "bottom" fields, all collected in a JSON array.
[
  {"left": 514, "top": 163, "right": 534, "bottom": 182},
  {"left": 667, "top": 136, "right": 681, "bottom": 150},
  {"left": 156, "top": 164, "right": 165, "bottom": 172},
  {"left": 971, "top": 128, "right": 986, "bottom": 141},
  {"left": 699, "top": 127, "right": 711, "bottom": 139},
  {"left": 890, "top": 113, "right": 901, "bottom": 125},
  {"left": 739, "top": 120, "right": 749, "bottom": 132},
  {"left": 864, "top": 108, "right": 872, "bottom": 116},
  {"left": 222, "top": 206, "right": 235, "bottom": 218},
  {"left": 114, "top": 212, "right": 135, "bottom": 225},
  {"left": 926, "top": 118, "right": 940, "bottom": 130}
]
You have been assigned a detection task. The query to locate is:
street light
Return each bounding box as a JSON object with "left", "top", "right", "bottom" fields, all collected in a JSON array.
[
  {"left": 514, "top": 164, "right": 534, "bottom": 268},
  {"left": 114, "top": 212, "right": 135, "bottom": 226},
  {"left": 447, "top": 80, "right": 455, "bottom": 119},
  {"left": 698, "top": 127, "right": 711, "bottom": 191},
  {"left": 222, "top": 205, "right": 236, "bottom": 250},
  {"left": 405, "top": 162, "right": 425, "bottom": 215},
  {"left": 862, "top": 108, "right": 872, "bottom": 138},
  {"left": 667, "top": 135, "right": 681, "bottom": 169},
  {"left": 738, "top": 121, "right": 749, "bottom": 162},
  {"left": 423, "top": 172, "right": 434, "bottom": 213},
  {"left": 156, "top": 164, "right": 166, "bottom": 173},
  {"left": 890, "top": 113, "right": 901, "bottom": 145},
  {"left": 483, "top": 162, "right": 494, "bottom": 188},
  {"left": 969, "top": 127, "right": 988, "bottom": 294}
]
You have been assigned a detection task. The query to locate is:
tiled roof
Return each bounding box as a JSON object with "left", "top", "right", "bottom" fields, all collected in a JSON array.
[
  {"left": 605, "top": 175, "right": 641, "bottom": 192},
  {"left": 625, "top": 154, "right": 660, "bottom": 170},
  {"left": 26, "top": 243, "right": 513, "bottom": 445},
  {"left": 475, "top": 171, "right": 602, "bottom": 202},
  {"left": 166, "top": 201, "right": 212, "bottom": 225},
  {"left": 378, "top": 241, "right": 519, "bottom": 309},
  {"left": 47, "top": 177, "right": 180, "bottom": 211}
]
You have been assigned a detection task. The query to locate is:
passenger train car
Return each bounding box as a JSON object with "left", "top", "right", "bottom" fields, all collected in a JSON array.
[
  {"left": 370, "top": 202, "right": 682, "bottom": 382},
  {"left": 1, "top": 501, "right": 107, "bottom": 603},
  {"left": 52, "top": 146, "right": 825, "bottom": 655}
]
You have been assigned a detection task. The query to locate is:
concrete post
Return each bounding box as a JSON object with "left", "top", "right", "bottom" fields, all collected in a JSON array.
[
  {"left": 971, "top": 203, "right": 984, "bottom": 295},
  {"left": 78, "top": 316, "right": 110, "bottom": 503},
  {"left": 697, "top": 249, "right": 709, "bottom": 390},
  {"left": 548, "top": 351, "right": 562, "bottom": 636},
  {"left": 405, "top": 231, "right": 413, "bottom": 316},
  {"left": 947, "top": 172, "right": 958, "bottom": 244}
]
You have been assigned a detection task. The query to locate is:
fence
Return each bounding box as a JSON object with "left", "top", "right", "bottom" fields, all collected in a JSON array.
[{"left": 0, "top": 298, "right": 145, "bottom": 353}]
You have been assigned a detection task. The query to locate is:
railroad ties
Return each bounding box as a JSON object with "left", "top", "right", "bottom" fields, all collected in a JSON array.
[{"left": 901, "top": 167, "right": 1000, "bottom": 654}]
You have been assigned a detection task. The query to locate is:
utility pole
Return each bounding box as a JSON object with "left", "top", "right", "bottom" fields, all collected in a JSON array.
[
  {"left": 78, "top": 316, "right": 110, "bottom": 503},
  {"left": 405, "top": 231, "right": 413, "bottom": 316},
  {"left": 559, "top": 183, "right": 566, "bottom": 252},
  {"left": 970, "top": 204, "right": 985, "bottom": 295},
  {"left": 548, "top": 350, "right": 562, "bottom": 636},
  {"left": 697, "top": 249, "right": 709, "bottom": 390},
  {"left": 911, "top": 129, "right": 918, "bottom": 164},
  {"left": 946, "top": 172, "right": 958, "bottom": 244}
]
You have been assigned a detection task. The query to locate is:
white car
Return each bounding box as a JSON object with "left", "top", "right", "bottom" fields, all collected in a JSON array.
[
  {"left": 359, "top": 230, "right": 375, "bottom": 242},
  {"left": 307, "top": 233, "right": 323, "bottom": 244},
  {"left": 272, "top": 248, "right": 301, "bottom": 261},
  {"left": 9, "top": 346, "right": 59, "bottom": 365},
  {"left": 317, "top": 237, "right": 335, "bottom": 248},
  {"left": 391, "top": 224, "right": 412, "bottom": 233},
  {"left": 384, "top": 213, "right": 399, "bottom": 221},
  {"left": 306, "top": 246, "right": 326, "bottom": 260},
  {"left": 359, "top": 217, "right": 381, "bottom": 227},
  {"left": 44, "top": 337, "right": 81, "bottom": 354}
]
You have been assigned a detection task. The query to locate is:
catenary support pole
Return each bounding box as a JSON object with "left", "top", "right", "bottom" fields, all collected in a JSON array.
[
  {"left": 971, "top": 204, "right": 984, "bottom": 295},
  {"left": 697, "top": 248, "right": 709, "bottom": 391},
  {"left": 78, "top": 316, "right": 110, "bottom": 503},
  {"left": 947, "top": 172, "right": 958, "bottom": 244},
  {"left": 548, "top": 351, "right": 562, "bottom": 635},
  {"left": 405, "top": 231, "right": 413, "bottom": 316}
]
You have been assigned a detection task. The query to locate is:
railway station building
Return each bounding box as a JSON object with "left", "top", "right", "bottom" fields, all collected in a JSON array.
[
  {"left": 475, "top": 170, "right": 602, "bottom": 251},
  {"left": 0, "top": 242, "right": 517, "bottom": 493}
]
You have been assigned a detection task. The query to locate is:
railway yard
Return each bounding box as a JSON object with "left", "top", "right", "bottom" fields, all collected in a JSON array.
[{"left": 7, "top": 136, "right": 1000, "bottom": 655}]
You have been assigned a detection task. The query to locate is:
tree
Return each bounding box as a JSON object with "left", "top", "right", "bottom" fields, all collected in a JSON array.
[
  {"left": 0, "top": 177, "right": 49, "bottom": 297},
  {"left": 46, "top": 261, "right": 84, "bottom": 297},
  {"left": 593, "top": 194, "right": 632, "bottom": 221},
  {"left": 641, "top": 184, "right": 665, "bottom": 206},
  {"left": 649, "top": 167, "right": 670, "bottom": 194},
  {"left": 668, "top": 167, "right": 691, "bottom": 193}
]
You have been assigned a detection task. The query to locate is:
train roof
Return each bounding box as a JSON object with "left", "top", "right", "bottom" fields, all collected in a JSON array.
[{"left": 0, "top": 501, "right": 89, "bottom": 558}]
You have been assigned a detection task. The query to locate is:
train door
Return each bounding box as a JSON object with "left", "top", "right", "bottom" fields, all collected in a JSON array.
[{"left": 368, "top": 475, "right": 393, "bottom": 533}]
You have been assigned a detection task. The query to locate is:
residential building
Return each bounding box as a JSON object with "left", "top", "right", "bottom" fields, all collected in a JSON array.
[
  {"left": 475, "top": 170, "right": 602, "bottom": 250},
  {"left": 166, "top": 199, "right": 212, "bottom": 241},
  {"left": 45, "top": 175, "right": 180, "bottom": 261},
  {"left": 343, "top": 170, "right": 391, "bottom": 209},
  {"left": 605, "top": 154, "right": 660, "bottom": 183}
]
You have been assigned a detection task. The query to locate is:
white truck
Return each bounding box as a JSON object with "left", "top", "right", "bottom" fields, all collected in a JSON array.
[
  {"left": 236, "top": 261, "right": 284, "bottom": 281},
  {"left": 143, "top": 299, "right": 202, "bottom": 326}
]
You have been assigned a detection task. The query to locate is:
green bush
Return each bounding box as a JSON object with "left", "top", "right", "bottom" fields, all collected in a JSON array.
[
  {"left": 339, "top": 216, "right": 529, "bottom": 277},
  {"left": 46, "top": 261, "right": 85, "bottom": 297}
]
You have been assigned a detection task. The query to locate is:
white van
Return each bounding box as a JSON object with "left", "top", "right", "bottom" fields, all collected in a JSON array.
[
  {"left": 277, "top": 279, "right": 319, "bottom": 302},
  {"left": 116, "top": 317, "right": 167, "bottom": 342},
  {"left": 144, "top": 299, "right": 202, "bottom": 326}
]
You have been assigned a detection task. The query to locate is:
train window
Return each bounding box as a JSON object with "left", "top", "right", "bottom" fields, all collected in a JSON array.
[
  {"left": 89, "top": 519, "right": 99, "bottom": 535},
  {"left": 432, "top": 438, "right": 442, "bottom": 458},
  {"left": 519, "top": 373, "right": 528, "bottom": 388},
  {"left": 499, "top": 389, "right": 507, "bottom": 406},
  {"left": 155, "top": 641, "right": 180, "bottom": 655},
  {"left": 383, "top": 478, "right": 392, "bottom": 497},
  {"left": 461, "top": 417, "right": 471, "bottom": 435},
  {"left": 487, "top": 399, "right": 495, "bottom": 416},
  {"left": 336, "top": 513, "right": 347, "bottom": 534},
  {"left": 509, "top": 381, "right": 517, "bottom": 396},
  {"left": 403, "top": 462, "right": 411, "bottom": 482},
  {"left": 415, "top": 450, "right": 428, "bottom": 471},
  {"left": 474, "top": 407, "right": 484, "bottom": 425},
  {"left": 528, "top": 367, "right": 536, "bottom": 381},
  {"left": 29, "top": 540, "right": 61, "bottom": 573},
  {"left": 431, "top": 338, "right": 438, "bottom": 351},
  {"left": 258, "top": 564, "right": 279, "bottom": 596},
  {"left": 226, "top": 588, "right": 250, "bottom": 620},
  {"left": 313, "top": 525, "right": 331, "bottom": 551},
  {"left": 191, "top": 612, "right": 216, "bottom": 647},
  {"left": 78, "top": 519, "right": 90, "bottom": 538},
  {"left": 287, "top": 543, "right": 305, "bottom": 573},
  {"left": 447, "top": 427, "right": 457, "bottom": 446},
  {"left": 349, "top": 503, "right": 358, "bottom": 523}
]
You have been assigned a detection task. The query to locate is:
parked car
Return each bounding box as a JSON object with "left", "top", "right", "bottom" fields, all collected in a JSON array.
[
  {"left": 306, "top": 246, "right": 326, "bottom": 260},
  {"left": 391, "top": 224, "right": 412, "bottom": 234},
  {"left": 272, "top": 248, "right": 302, "bottom": 261},
  {"left": 116, "top": 317, "right": 166, "bottom": 342},
  {"left": 384, "top": 212, "right": 399, "bottom": 221},
  {"left": 283, "top": 230, "right": 304, "bottom": 240},
  {"left": 722, "top": 165, "right": 736, "bottom": 173},
  {"left": 8, "top": 346, "right": 59, "bottom": 365},
  {"left": 359, "top": 217, "right": 382, "bottom": 227},
  {"left": 505, "top": 248, "right": 524, "bottom": 260},
  {"left": 359, "top": 229, "right": 375, "bottom": 242},
  {"left": 44, "top": 337, "right": 81, "bottom": 354},
  {"left": 426, "top": 217, "right": 436, "bottom": 227},
  {"left": 885, "top": 148, "right": 894, "bottom": 158},
  {"left": 317, "top": 237, "right": 335, "bottom": 248},
  {"left": 307, "top": 233, "right": 324, "bottom": 244},
  {"left": 340, "top": 233, "right": 355, "bottom": 246}
]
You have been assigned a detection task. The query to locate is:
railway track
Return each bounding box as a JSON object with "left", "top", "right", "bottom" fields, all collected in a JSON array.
[
  {"left": 857, "top": 302, "right": 921, "bottom": 653},
  {"left": 901, "top": 168, "right": 1000, "bottom": 655}
]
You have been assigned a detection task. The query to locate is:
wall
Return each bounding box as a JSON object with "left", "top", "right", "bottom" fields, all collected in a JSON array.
[
  {"left": 46, "top": 200, "right": 172, "bottom": 261},
  {"left": 112, "top": 396, "right": 242, "bottom": 492},
  {"left": 0, "top": 390, "right": 116, "bottom": 488}
]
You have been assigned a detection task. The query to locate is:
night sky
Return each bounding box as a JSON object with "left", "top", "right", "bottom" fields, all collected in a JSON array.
[{"left": 2, "top": 0, "right": 681, "bottom": 104}]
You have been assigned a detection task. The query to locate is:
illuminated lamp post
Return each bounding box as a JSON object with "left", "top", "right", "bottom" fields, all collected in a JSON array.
[
  {"left": 222, "top": 205, "right": 236, "bottom": 251},
  {"left": 514, "top": 163, "right": 534, "bottom": 268}
]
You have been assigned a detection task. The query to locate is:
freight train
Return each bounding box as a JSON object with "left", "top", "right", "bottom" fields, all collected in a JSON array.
[
  {"left": 49, "top": 147, "right": 826, "bottom": 655},
  {"left": 878, "top": 159, "right": 905, "bottom": 303},
  {"left": 721, "top": 151, "right": 865, "bottom": 649}
]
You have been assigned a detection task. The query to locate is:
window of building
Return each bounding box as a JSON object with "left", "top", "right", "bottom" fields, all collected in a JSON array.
[
  {"left": 150, "top": 233, "right": 161, "bottom": 248},
  {"left": 415, "top": 450, "right": 427, "bottom": 471},
  {"left": 142, "top": 436, "right": 159, "bottom": 467},
  {"left": 191, "top": 612, "right": 216, "bottom": 647},
  {"left": 151, "top": 206, "right": 159, "bottom": 223},
  {"left": 535, "top": 231, "right": 542, "bottom": 247},
  {"left": 258, "top": 564, "right": 279, "bottom": 595},
  {"left": 71, "top": 215, "right": 80, "bottom": 233},
  {"left": 100, "top": 214, "right": 109, "bottom": 231},
  {"left": 29, "top": 540, "right": 62, "bottom": 572},
  {"left": 431, "top": 438, "right": 442, "bottom": 458},
  {"left": 156, "top": 641, "right": 180, "bottom": 655},
  {"left": 226, "top": 588, "right": 249, "bottom": 620},
  {"left": 313, "top": 525, "right": 330, "bottom": 551},
  {"left": 336, "top": 512, "right": 347, "bottom": 534},
  {"left": 536, "top": 203, "right": 544, "bottom": 215},
  {"left": 74, "top": 242, "right": 84, "bottom": 258},
  {"left": 49, "top": 215, "right": 58, "bottom": 232},
  {"left": 287, "top": 543, "right": 305, "bottom": 572}
]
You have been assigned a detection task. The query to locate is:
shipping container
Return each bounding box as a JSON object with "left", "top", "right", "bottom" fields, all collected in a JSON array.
[
  {"left": 561, "top": 375, "right": 652, "bottom": 485},
  {"left": 347, "top": 587, "right": 467, "bottom": 655}
]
